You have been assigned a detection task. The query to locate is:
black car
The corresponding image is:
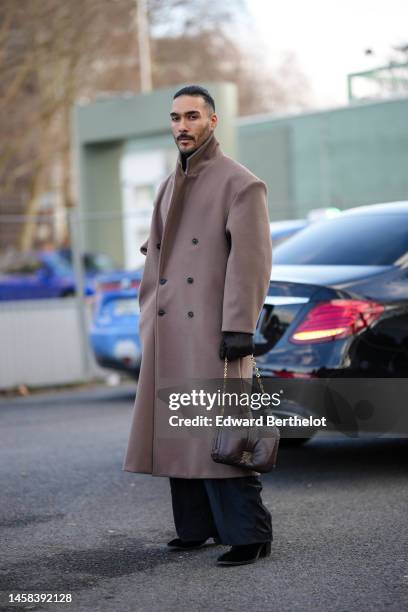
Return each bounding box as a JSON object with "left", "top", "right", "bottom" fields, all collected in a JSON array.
[{"left": 255, "top": 201, "right": 408, "bottom": 440}]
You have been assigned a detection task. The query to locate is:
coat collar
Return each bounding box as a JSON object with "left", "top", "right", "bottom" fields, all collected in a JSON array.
[{"left": 176, "top": 132, "right": 220, "bottom": 177}]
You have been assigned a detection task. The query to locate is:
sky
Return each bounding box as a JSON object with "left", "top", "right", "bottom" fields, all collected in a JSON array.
[{"left": 247, "top": 0, "right": 408, "bottom": 108}]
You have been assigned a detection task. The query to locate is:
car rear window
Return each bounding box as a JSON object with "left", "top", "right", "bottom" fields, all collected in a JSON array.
[{"left": 273, "top": 214, "right": 408, "bottom": 266}]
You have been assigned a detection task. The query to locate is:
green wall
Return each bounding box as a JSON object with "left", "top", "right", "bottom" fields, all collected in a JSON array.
[
  {"left": 80, "top": 142, "right": 123, "bottom": 267},
  {"left": 238, "top": 96, "right": 408, "bottom": 220}
]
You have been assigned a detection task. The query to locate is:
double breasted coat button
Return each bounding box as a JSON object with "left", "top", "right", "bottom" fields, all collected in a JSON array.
[
  {"left": 159, "top": 278, "right": 167, "bottom": 284},
  {"left": 187, "top": 311, "right": 194, "bottom": 318},
  {"left": 187, "top": 277, "right": 194, "bottom": 284},
  {"left": 192, "top": 238, "right": 199, "bottom": 245},
  {"left": 156, "top": 242, "right": 161, "bottom": 249},
  {"left": 158, "top": 308, "right": 166, "bottom": 316}
]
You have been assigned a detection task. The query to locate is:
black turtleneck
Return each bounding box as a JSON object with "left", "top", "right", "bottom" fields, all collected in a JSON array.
[{"left": 180, "top": 151, "right": 193, "bottom": 172}]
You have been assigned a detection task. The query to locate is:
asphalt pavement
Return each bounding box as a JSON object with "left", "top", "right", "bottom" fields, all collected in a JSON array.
[{"left": 1, "top": 383, "right": 407, "bottom": 612}]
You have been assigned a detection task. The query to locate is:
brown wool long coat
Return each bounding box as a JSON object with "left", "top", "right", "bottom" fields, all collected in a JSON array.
[{"left": 122, "top": 133, "right": 272, "bottom": 478}]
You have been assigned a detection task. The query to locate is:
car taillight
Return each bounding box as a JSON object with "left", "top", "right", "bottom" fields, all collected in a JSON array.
[
  {"left": 98, "top": 282, "right": 121, "bottom": 292},
  {"left": 289, "top": 299, "right": 384, "bottom": 344},
  {"left": 271, "top": 370, "right": 317, "bottom": 378},
  {"left": 96, "top": 279, "right": 141, "bottom": 293}
]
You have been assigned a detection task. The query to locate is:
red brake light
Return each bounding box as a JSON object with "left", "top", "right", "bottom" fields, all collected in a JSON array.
[
  {"left": 271, "top": 370, "right": 317, "bottom": 378},
  {"left": 96, "top": 279, "right": 141, "bottom": 293},
  {"left": 289, "top": 299, "right": 384, "bottom": 344},
  {"left": 97, "top": 282, "right": 120, "bottom": 292}
]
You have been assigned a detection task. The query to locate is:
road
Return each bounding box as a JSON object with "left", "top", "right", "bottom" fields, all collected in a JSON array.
[{"left": 1, "top": 383, "right": 407, "bottom": 611}]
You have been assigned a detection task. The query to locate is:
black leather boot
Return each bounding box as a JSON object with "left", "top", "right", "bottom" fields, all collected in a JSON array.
[
  {"left": 167, "top": 536, "right": 221, "bottom": 550},
  {"left": 216, "top": 541, "right": 271, "bottom": 566}
]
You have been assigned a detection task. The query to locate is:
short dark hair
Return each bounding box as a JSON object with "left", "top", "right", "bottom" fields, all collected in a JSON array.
[{"left": 173, "top": 85, "right": 215, "bottom": 113}]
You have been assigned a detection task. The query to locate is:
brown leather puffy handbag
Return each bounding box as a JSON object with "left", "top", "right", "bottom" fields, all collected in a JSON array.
[{"left": 211, "top": 355, "right": 280, "bottom": 473}]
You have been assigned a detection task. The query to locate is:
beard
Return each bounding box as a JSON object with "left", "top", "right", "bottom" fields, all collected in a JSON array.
[{"left": 175, "top": 124, "right": 212, "bottom": 155}]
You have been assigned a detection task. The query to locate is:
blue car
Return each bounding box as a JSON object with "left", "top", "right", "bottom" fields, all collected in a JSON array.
[
  {"left": 89, "top": 269, "right": 143, "bottom": 377},
  {"left": 57, "top": 248, "right": 115, "bottom": 276},
  {"left": 0, "top": 250, "right": 95, "bottom": 300}
]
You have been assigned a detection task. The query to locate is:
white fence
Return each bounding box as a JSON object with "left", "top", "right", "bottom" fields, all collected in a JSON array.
[{"left": 0, "top": 298, "right": 106, "bottom": 389}]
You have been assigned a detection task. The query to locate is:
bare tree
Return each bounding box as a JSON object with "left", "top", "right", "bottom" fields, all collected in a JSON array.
[{"left": 0, "top": 0, "right": 139, "bottom": 249}]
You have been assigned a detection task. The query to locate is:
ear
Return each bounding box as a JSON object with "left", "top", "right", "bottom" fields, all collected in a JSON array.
[{"left": 210, "top": 113, "right": 218, "bottom": 130}]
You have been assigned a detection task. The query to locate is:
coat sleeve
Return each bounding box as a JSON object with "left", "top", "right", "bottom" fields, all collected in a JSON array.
[{"left": 221, "top": 179, "right": 272, "bottom": 334}]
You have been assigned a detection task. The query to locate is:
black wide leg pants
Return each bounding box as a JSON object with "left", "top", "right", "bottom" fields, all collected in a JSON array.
[{"left": 169, "top": 476, "right": 272, "bottom": 546}]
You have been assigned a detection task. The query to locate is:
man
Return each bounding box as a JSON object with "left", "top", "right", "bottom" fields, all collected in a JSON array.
[{"left": 123, "top": 85, "right": 273, "bottom": 566}]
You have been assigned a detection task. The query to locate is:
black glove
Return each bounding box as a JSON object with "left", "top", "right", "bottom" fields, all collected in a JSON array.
[{"left": 219, "top": 331, "right": 254, "bottom": 361}]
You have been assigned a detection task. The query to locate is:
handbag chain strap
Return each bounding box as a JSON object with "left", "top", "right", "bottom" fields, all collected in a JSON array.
[{"left": 223, "top": 354, "right": 265, "bottom": 395}]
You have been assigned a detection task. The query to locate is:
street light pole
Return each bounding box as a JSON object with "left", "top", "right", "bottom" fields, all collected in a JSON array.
[{"left": 137, "top": 0, "right": 152, "bottom": 93}]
